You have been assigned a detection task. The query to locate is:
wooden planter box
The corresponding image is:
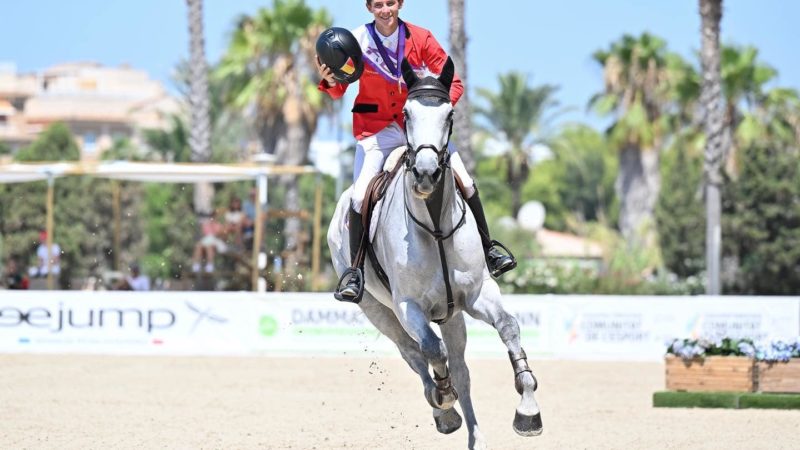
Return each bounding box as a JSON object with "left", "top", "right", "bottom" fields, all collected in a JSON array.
[
  {"left": 756, "top": 359, "right": 800, "bottom": 393},
  {"left": 665, "top": 355, "right": 755, "bottom": 392}
]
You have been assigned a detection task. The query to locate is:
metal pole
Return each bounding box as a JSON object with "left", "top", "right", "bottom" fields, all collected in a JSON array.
[
  {"left": 311, "top": 173, "right": 323, "bottom": 291},
  {"left": 46, "top": 174, "right": 54, "bottom": 290},
  {"left": 112, "top": 180, "right": 121, "bottom": 271},
  {"left": 251, "top": 174, "right": 267, "bottom": 291}
]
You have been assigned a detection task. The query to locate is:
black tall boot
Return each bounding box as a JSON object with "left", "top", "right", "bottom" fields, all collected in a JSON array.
[
  {"left": 466, "top": 189, "right": 517, "bottom": 278},
  {"left": 335, "top": 208, "right": 365, "bottom": 302}
]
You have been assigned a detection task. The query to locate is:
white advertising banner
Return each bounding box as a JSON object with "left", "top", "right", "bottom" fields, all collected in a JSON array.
[{"left": 0, "top": 291, "right": 797, "bottom": 360}]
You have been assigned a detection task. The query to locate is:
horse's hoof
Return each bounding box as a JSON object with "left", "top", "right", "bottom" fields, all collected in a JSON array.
[
  {"left": 434, "top": 408, "right": 462, "bottom": 434},
  {"left": 513, "top": 411, "right": 543, "bottom": 437}
]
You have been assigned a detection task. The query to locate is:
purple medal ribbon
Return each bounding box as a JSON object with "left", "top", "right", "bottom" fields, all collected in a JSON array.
[{"left": 366, "top": 19, "right": 406, "bottom": 90}]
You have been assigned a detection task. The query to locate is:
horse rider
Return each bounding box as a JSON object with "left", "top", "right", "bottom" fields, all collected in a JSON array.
[{"left": 316, "top": 0, "right": 516, "bottom": 301}]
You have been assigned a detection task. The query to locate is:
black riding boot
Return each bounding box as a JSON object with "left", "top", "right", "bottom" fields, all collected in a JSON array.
[
  {"left": 335, "top": 208, "right": 365, "bottom": 302},
  {"left": 466, "top": 189, "right": 517, "bottom": 278}
]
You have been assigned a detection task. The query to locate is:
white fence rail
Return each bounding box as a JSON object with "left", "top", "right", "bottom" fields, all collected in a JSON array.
[{"left": 1, "top": 291, "right": 797, "bottom": 360}]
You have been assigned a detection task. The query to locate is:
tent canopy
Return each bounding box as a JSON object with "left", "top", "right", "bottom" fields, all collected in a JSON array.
[
  {"left": 0, "top": 162, "right": 76, "bottom": 183},
  {"left": 0, "top": 161, "right": 316, "bottom": 184}
]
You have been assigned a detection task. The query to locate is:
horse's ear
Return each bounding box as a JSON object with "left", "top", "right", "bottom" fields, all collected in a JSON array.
[
  {"left": 401, "top": 58, "right": 418, "bottom": 90},
  {"left": 438, "top": 57, "right": 454, "bottom": 91}
]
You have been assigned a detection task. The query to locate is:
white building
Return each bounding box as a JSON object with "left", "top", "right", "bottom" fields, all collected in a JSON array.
[{"left": 0, "top": 61, "right": 180, "bottom": 160}]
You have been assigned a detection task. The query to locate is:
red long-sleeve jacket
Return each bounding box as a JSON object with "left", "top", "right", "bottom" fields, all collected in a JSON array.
[{"left": 318, "top": 20, "right": 463, "bottom": 141}]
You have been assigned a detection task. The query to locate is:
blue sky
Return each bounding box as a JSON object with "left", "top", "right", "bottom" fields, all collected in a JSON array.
[{"left": 1, "top": 0, "right": 798, "bottom": 139}]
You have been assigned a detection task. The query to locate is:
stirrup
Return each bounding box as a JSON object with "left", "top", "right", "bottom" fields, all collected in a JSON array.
[
  {"left": 334, "top": 267, "right": 364, "bottom": 303},
  {"left": 488, "top": 240, "right": 517, "bottom": 278}
]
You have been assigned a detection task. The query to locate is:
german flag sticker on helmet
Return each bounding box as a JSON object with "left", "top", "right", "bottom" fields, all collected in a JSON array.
[{"left": 340, "top": 57, "right": 356, "bottom": 75}]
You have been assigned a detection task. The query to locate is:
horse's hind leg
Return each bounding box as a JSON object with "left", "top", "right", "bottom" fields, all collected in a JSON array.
[
  {"left": 464, "top": 280, "right": 543, "bottom": 437},
  {"left": 440, "top": 313, "right": 487, "bottom": 450}
]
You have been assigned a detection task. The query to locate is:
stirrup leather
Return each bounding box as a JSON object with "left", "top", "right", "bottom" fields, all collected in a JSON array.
[{"left": 334, "top": 267, "right": 364, "bottom": 303}]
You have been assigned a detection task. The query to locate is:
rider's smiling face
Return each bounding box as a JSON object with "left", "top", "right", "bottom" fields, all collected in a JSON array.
[{"left": 367, "top": 0, "right": 403, "bottom": 35}]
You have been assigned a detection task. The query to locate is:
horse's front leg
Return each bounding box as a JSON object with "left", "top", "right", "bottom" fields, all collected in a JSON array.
[
  {"left": 358, "top": 293, "right": 435, "bottom": 393},
  {"left": 439, "top": 312, "right": 488, "bottom": 450},
  {"left": 464, "top": 280, "right": 543, "bottom": 437},
  {"left": 395, "top": 298, "right": 458, "bottom": 410}
]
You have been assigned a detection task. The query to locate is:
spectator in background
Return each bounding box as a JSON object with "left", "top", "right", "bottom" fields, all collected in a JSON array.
[
  {"left": 223, "top": 196, "right": 246, "bottom": 249},
  {"left": 31, "top": 230, "right": 61, "bottom": 278},
  {"left": 192, "top": 213, "right": 226, "bottom": 273},
  {"left": 115, "top": 262, "right": 151, "bottom": 291},
  {"left": 242, "top": 188, "right": 257, "bottom": 249},
  {"left": 3, "top": 257, "right": 29, "bottom": 289}
]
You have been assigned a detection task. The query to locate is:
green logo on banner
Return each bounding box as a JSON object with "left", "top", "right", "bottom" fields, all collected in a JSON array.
[{"left": 259, "top": 316, "right": 279, "bottom": 337}]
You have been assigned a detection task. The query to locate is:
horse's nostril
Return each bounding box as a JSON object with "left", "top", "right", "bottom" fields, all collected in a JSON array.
[
  {"left": 412, "top": 167, "right": 420, "bottom": 178},
  {"left": 432, "top": 168, "right": 441, "bottom": 180}
]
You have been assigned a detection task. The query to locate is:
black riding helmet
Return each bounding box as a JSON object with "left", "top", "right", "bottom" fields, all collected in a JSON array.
[{"left": 316, "top": 27, "right": 364, "bottom": 84}]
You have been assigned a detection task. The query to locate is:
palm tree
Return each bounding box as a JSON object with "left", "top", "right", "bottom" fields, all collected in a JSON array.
[
  {"left": 215, "top": 0, "right": 332, "bottom": 272},
  {"left": 739, "top": 87, "right": 800, "bottom": 149},
  {"left": 590, "top": 33, "right": 673, "bottom": 246},
  {"left": 699, "top": 0, "right": 725, "bottom": 295},
  {"left": 448, "top": 0, "right": 474, "bottom": 172},
  {"left": 185, "top": 0, "right": 213, "bottom": 214},
  {"left": 475, "top": 72, "right": 560, "bottom": 217},
  {"left": 719, "top": 44, "right": 778, "bottom": 174}
]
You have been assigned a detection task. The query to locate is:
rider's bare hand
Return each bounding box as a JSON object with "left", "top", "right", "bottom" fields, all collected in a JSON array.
[{"left": 315, "top": 55, "right": 337, "bottom": 88}]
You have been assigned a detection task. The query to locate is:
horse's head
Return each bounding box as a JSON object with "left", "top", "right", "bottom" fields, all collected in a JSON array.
[{"left": 401, "top": 57, "right": 455, "bottom": 199}]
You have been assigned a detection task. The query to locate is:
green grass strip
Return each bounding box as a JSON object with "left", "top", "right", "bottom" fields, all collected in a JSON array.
[
  {"left": 739, "top": 393, "right": 800, "bottom": 410},
  {"left": 652, "top": 391, "right": 741, "bottom": 409},
  {"left": 653, "top": 391, "right": 800, "bottom": 410}
]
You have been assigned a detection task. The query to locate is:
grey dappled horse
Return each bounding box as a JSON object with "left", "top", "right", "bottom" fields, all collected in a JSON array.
[{"left": 327, "top": 57, "right": 542, "bottom": 449}]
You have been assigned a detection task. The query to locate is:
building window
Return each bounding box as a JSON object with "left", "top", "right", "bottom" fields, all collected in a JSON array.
[{"left": 83, "top": 133, "right": 97, "bottom": 154}]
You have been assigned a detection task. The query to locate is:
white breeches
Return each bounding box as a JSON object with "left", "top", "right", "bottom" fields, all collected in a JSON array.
[{"left": 351, "top": 123, "right": 475, "bottom": 212}]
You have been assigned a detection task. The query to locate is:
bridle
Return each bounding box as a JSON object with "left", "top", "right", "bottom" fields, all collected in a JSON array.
[
  {"left": 403, "top": 116, "right": 454, "bottom": 172},
  {"left": 402, "top": 81, "right": 455, "bottom": 172}
]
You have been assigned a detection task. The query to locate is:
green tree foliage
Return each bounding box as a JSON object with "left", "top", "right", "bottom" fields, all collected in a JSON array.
[
  {"left": 475, "top": 72, "right": 560, "bottom": 217},
  {"left": 0, "top": 123, "right": 145, "bottom": 287},
  {"left": 724, "top": 143, "right": 800, "bottom": 294},
  {"left": 656, "top": 141, "right": 705, "bottom": 278},
  {"left": 717, "top": 44, "right": 778, "bottom": 175},
  {"left": 478, "top": 125, "right": 616, "bottom": 233},
  {"left": 143, "top": 115, "right": 191, "bottom": 162},
  {"left": 0, "top": 141, "right": 11, "bottom": 155},
  {"left": 15, "top": 122, "right": 80, "bottom": 161},
  {"left": 140, "top": 183, "right": 196, "bottom": 281},
  {"left": 547, "top": 125, "right": 618, "bottom": 227}
]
